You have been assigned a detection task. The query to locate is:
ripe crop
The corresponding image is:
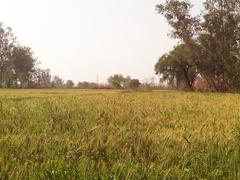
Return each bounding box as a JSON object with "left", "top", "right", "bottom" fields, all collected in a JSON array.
[{"left": 0, "top": 89, "right": 240, "bottom": 179}]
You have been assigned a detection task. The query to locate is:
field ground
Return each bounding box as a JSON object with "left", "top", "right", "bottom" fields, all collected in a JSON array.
[{"left": 0, "top": 89, "right": 240, "bottom": 179}]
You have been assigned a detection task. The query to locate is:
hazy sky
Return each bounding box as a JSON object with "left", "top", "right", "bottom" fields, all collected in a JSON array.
[{"left": 0, "top": 0, "right": 203, "bottom": 83}]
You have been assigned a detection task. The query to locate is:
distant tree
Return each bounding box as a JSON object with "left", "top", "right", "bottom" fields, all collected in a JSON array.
[
  {"left": 51, "top": 75, "right": 64, "bottom": 88},
  {"left": 35, "top": 68, "right": 51, "bottom": 88},
  {"left": 123, "top": 77, "right": 141, "bottom": 89},
  {"left": 123, "top": 76, "right": 131, "bottom": 89},
  {"left": 125, "top": 76, "right": 131, "bottom": 82},
  {"left": 10, "top": 45, "right": 37, "bottom": 88},
  {"left": 0, "top": 23, "right": 16, "bottom": 87},
  {"left": 107, "top": 74, "right": 125, "bottom": 89},
  {"left": 0, "top": 23, "right": 42, "bottom": 88},
  {"left": 88, "top": 82, "right": 98, "bottom": 89},
  {"left": 77, "top": 81, "right": 89, "bottom": 89},
  {"left": 155, "top": 44, "right": 197, "bottom": 89},
  {"left": 128, "top": 79, "right": 141, "bottom": 89},
  {"left": 77, "top": 81, "right": 109, "bottom": 89},
  {"left": 66, "top": 80, "right": 74, "bottom": 88}
]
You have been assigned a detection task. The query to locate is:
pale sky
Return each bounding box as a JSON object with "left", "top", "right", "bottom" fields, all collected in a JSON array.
[{"left": 0, "top": 0, "right": 203, "bottom": 83}]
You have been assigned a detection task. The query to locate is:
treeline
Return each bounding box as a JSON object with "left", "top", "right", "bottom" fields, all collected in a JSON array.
[
  {"left": 0, "top": 23, "right": 147, "bottom": 90},
  {"left": 107, "top": 74, "right": 166, "bottom": 90},
  {"left": 0, "top": 23, "right": 86, "bottom": 89},
  {"left": 155, "top": 0, "right": 240, "bottom": 92},
  {"left": 107, "top": 74, "right": 141, "bottom": 89}
]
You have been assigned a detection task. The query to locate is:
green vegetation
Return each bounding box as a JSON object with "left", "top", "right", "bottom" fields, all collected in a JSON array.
[
  {"left": 0, "top": 0, "right": 240, "bottom": 178},
  {"left": 155, "top": 44, "right": 196, "bottom": 90},
  {"left": 1, "top": 89, "right": 240, "bottom": 179},
  {"left": 108, "top": 74, "right": 141, "bottom": 90},
  {"left": 0, "top": 23, "right": 51, "bottom": 88},
  {"left": 156, "top": 0, "right": 240, "bottom": 92}
]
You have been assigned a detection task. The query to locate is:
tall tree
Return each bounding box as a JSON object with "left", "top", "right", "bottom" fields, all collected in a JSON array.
[
  {"left": 0, "top": 23, "right": 41, "bottom": 88},
  {"left": 155, "top": 44, "right": 197, "bottom": 89},
  {"left": 0, "top": 23, "right": 16, "bottom": 87},
  {"left": 198, "top": 0, "right": 240, "bottom": 91},
  {"left": 10, "top": 45, "right": 37, "bottom": 88},
  {"left": 157, "top": 0, "right": 240, "bottom": 92},
  {"left": 156, "top": 0, "right": 200, "bottom": 59}
]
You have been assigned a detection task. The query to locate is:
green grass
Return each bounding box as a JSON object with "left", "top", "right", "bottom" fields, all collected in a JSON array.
[{"left": 0, "top": 89, "right": 240, "bottom": 179}]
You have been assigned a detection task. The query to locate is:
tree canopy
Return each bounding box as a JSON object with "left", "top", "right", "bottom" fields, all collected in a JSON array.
[
  {"left": 156, "top": 0, "right": 240, "bottom": 92},
  {"left": 66, "top": 80, "right": 75, "bottom": 88},
  {"left": 155, "top": 44, "right": 197, "bottom": 89},
  {"left": 107, "top": 74, "right": 125, "bottom": 89},
  {"left": 108, "top": 74, "right": 141, "bottom": 90},
  {"left": 0, "top": 23, "right": 41, "bottom": 88}
]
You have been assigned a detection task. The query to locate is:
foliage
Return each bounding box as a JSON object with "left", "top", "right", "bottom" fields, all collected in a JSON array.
[
  {"left": 0, "top": 89, "right": 240, "bottom": 179},
  {"left": 108, "top": 74, "right": 141, "bottom": 89},
  {"left": 51, "top": 76, "right": 65, "bottom": 88},
  {"left": 66, "top": 80, "right": 74, "bottom": 88},
  {"left": 0, "top": 23, "right": 49, "bottom": 88},
  {"left": 0, "top": 23, "right": 15, "bottom": 87},
  {"left": 35, "top": 69, "right": 52, "bottom": 88},
  {"left": 156, "top": 0, "right": 240, "bottom": 92},
  {"left": 10, "top": 45, "right": 37, "bottom": 88},
  {"left": 107, "top": 74, "right": 125, "bottom": 89},
  {"left": 198, "top": 0, "right": 240, "bottom": 91},
  {"left": 155, "top": 44, "right": 197, "bottom": 89},
  {"left": 124, "top": 79, "right": 141, "bottom": 89},
  {"left": 77, "top": 81, "right": 89, "bottom": 89}
]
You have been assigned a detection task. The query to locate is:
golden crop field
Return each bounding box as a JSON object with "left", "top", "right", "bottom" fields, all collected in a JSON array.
[{"left": 0, "top": 89, "right": 240, "bottom": 179}]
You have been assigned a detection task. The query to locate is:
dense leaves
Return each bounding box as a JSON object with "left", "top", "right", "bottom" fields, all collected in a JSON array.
[
  {"left": 107, "top": 74, "right": 125, "bottom": 89},
  {"left": 66, "top": 80, "right": 75, "bottom": 88},
  {"left": 155, "top": 44, "right": 197, "bottom": 89},
  {"left": 156, "top": 0, "right": 240, "bottom": 92},
  {"left": 108, "top": 74, "right": 141, "bottom": 89},
  {"left": 0, "top": 23, "right": 46, "bottom": 88}
]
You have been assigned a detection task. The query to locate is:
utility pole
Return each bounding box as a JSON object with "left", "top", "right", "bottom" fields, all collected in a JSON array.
[{"left": 96, "top": 74, "right": 99, "bottom": 87}]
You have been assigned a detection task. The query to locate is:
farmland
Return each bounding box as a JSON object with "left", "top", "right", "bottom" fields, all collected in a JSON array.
[{"left": 0, "top": 89, "right": 240, "bottom": 179}]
